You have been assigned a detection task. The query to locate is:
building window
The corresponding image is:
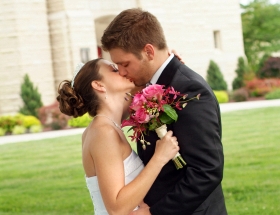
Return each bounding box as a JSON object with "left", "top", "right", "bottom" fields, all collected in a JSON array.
[
  {"left": 80, "top": 48, "right": 90, "bottom": 63},
  {"left": 213, "top": 31, "right": 222, "bottom": 50}
]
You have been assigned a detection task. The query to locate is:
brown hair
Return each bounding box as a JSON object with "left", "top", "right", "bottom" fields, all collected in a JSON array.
[
  {"left": 57, "top": 59, "right": 102, "bottom": 118},
  {"left": 101, "top": 8, "right": 167, "bottom": 58}
]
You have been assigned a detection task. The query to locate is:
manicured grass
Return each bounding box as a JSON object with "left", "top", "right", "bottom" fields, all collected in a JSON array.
[
  {"left": 0, "top": 135, "right": 91, "bottom": 215},
  {"left": 0, "top": 127, "right": 135, "bottom": 215},
  {"left": 222, "top": 107, "right": 280, "bottom": 215},
  {"left": 0, "top": 107, "right": 279, "bottom": 215}
]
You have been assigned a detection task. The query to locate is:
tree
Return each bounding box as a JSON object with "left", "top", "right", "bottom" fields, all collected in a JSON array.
[
  {"left": 258, "top": 56, "right": 280, "bottom": 78},
  {"left": 241, "top": 0, "right": 280, "bottom": 71},
  {"left": 19, "top": 74, "right": 43, "bottom": 117},
  {"left": 206, "top": 60, "right": 227, "bottom": 91},
  {"left": 257, "top": 53, "right": 270, "bottom": 73},
  {"left": 232, "top": 57, "right": 247, "bottom": 90}
]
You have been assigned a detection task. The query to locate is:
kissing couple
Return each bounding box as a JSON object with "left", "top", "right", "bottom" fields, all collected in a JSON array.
[{"left": 57, "top": 8, "right": 227, "bottom": 215}]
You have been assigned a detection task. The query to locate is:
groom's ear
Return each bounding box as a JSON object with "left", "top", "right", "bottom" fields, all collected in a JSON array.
[
  {"left": 143, "top": 44, "right": 155, "bottom": 60},
  {"left": 91, "top": 81, "right": 106, "bottom": 92}
]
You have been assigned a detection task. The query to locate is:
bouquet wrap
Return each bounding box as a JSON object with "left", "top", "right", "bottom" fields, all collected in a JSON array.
[{"left": 155, "top": 124, "right": 187, "bottom": 169}]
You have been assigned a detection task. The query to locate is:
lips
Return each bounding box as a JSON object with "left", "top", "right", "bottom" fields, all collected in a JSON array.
[{"left": 126, "top": 77, "right": 133, "bottom": 82}]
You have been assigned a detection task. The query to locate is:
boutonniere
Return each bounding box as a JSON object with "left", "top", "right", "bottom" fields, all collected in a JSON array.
[{"left": 122, "top": 84, "right": 200, "bottom": 169}]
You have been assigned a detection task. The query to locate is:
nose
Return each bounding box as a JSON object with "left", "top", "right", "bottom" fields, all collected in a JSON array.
[{"left": 117, "top": 66, "right": 127, "bottom": 77}]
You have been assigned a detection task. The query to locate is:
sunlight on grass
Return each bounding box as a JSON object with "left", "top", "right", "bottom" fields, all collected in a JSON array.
[
  {"left": 0, "top": 107, "right": 279, "bottom": 215},
  {"left": 222, "top": 107, "right": 280, "bottom": 215}
]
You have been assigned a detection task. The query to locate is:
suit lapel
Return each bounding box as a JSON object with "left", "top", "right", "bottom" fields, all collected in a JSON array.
[
  {"left": 156, "top": 57, "right": 180, "bottom": 86},
  {"left": 138, "top": 57, "right": 181, "bottom": 163}
]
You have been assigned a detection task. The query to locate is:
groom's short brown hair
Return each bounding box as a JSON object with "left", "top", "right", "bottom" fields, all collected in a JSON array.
[{"left": 101, "top": 8, "right": 167, "bottom": 59}]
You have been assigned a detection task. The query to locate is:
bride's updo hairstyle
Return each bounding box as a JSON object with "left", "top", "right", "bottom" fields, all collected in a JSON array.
[{"left": 57, "top": 58, "right": 102, "bottom": 118}]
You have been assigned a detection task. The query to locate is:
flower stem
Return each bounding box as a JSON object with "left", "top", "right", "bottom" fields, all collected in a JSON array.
[{"left": 172, "top": 154, "right": 187, "bottom": 169}]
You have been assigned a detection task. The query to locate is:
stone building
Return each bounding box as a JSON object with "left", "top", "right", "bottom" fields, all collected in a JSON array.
[{"left": 0, "top": 0, "right": 245, "bottom": 115}]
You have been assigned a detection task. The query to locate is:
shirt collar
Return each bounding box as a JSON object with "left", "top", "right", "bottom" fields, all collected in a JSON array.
[{"left": 150, "top": 53, "right": 174, "bottom": 85}]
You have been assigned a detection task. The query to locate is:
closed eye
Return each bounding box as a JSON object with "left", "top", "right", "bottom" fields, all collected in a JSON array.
[{"left": 110, "top": 64, "right": 119, "bottom": 72}]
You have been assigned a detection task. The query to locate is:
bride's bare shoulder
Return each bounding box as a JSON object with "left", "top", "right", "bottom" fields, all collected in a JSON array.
[{"left": 83, "top": 123, "right": 122, "bottom": 148}]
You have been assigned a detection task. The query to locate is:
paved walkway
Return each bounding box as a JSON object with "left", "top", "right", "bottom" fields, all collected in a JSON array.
[
  {"left": 219, "top": 99, "right": 280, "bottom": 112},
  {"left": 1, "top": 99, "right": 280, "bottom": 145}
]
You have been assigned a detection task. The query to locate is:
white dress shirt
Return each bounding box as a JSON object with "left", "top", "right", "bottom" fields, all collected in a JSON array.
[{"left": 149, "top": 53, "right": 174, "bottom": 85}]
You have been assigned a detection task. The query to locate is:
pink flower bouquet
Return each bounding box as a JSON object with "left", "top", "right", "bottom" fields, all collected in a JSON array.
[{"left": 122, "top": 84, "right": 200, "bottom": 170}]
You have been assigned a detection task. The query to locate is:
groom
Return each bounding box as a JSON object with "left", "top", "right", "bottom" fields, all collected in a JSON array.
[{"left": 101, "top": 8, "right": 227, "bottom": 215}]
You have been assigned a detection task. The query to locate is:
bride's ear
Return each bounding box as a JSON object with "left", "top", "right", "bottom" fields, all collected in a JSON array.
[{"left": 91, "top": 81, "right": 106, "bottom": 93}]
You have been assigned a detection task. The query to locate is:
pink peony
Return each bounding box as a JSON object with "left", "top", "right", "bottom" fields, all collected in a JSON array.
[
  {"left": 130, "top": 93, "right": 147, "bottom": 111},
  {"left": 142, "top": 84, "right": 164, "bottom": 101},
  {"left": 134, "top": 108, "right": 151, "bottom": 123}
]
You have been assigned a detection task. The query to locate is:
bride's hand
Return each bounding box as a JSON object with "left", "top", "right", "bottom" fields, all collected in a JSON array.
[
  {"left": 153, "top": 131, "right": 179, "bottom": 165},
  {"left": 168, "top": 49, "right": 185, "bottom": 64}
]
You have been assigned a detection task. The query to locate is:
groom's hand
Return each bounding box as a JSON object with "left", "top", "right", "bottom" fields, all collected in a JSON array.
[{"left": 129, "top": 203, "right": 151, "bottom": 215}]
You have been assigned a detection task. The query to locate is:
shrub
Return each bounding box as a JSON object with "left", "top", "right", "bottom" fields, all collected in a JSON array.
[
  {"left": 0, "top": 114, "right": 41, "bottom": 135},
  {"left": 258, "top": 57, "right": 280, "bottom": 78},
  {"left": 19, "top": 74, "right": 43, "bottom": 118},
  {"left": 206, "top": 60, "right": 227, "bottom": 90},
  {"left": 29, "top": 125, "right": 43, "bottom": 133},
  {"left": 232, "top": 57, "right": 246, "bottom": 90},
  {"left": 265, "top": 89, "right": 280, "bottom": 100},
  {"left": 232, "top": 88, "right": 249, "bottom": 102},
  {"left": 12, "top": 125, "right": 27, "bottom": 135},
  {"left": 38, "top": 101, "right": 70, "bottom": 130},
  {"left": 213, "top": 91, "right": 229, "bottom": 103},
  {"left": 245, "top": 78, "right": 280, "bottom": 96},
  {"left": 22, "top": 115, "right": 41, "bottom": 128},
  {"left": 243, "top": 70, "right": 256, "bottom": 81},
  {"left": 0, "top": 115, "right": 23, "bottom": 133},
  {"left": 68, "top": 113, "right": 92, "bottom": 128},
  {"left": 232, "top": 77, "right": 243, "bottom": 90},
  {"left": 0, "top": 128, "right": 6, "bottom": 136},
  {"left": 257, "top": 53, "right": 270, "bottom": 74}
]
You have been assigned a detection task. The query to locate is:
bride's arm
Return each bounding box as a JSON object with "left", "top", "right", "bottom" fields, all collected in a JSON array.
[{"left": 90, "top": 125, "right": 178, "bottom": 215}]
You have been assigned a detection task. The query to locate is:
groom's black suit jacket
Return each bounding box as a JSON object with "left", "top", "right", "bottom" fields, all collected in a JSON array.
[{"left": 137, "top": 57, "right": 227, "bottom": 215}]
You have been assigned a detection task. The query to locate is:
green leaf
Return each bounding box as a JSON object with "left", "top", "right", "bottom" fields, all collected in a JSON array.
[
  {"left": 159, "top": 112, "right": 175, "bottom": 124},
  {"left": 148, "top": 118, "right": 160, "bottom": 130},
  {"left": 163, "top": 104, "right": 178, "bottom": 121},
  {"left": 149, "top": 120, "right": 158, "bottom": 130}
]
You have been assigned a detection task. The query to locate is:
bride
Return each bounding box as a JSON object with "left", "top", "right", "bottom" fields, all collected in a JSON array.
[{"left": 57, "top": 58, "right": 179, "bottom": 215}]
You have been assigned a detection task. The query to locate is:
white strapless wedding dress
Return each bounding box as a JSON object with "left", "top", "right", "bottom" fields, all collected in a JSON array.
[{"left": 85, "top": 150, "right": 144, "bottom": 215}]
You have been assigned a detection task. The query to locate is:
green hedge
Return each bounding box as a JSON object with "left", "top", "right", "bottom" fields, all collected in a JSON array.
[
  {"left": 68, "top": 113, "right": 92, "bottom": 128},
  {"left": 213, "top": 91, "right": 229, "bottom": 103},
  {"left": 0, "top": 115, "right": 23, "bottom": 133},
  {"left": 30, "top": 125, "right": 43, "bottom": 133},
  {"left": 17, "top": 114, "right": 41, "bottom": 128},
  {"left": 12, "top": 125, "right": 26, "bottom": 135},
  {"left": 0, "top": 127, "right": 6, "bottom": 136},
  {"left": 265, "top": 89, "right": 280, "bottom": 100},
  {"left": 0, "top": 114, "right": 41, "bottom": 135}
]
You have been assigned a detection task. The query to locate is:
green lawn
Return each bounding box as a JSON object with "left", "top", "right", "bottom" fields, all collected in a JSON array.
[
  {"left": 0, "top": 107, "right": 279, "bottom": 215},
  {"left": 222, "top": 107, "right": 280, "bottom": 214}
]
